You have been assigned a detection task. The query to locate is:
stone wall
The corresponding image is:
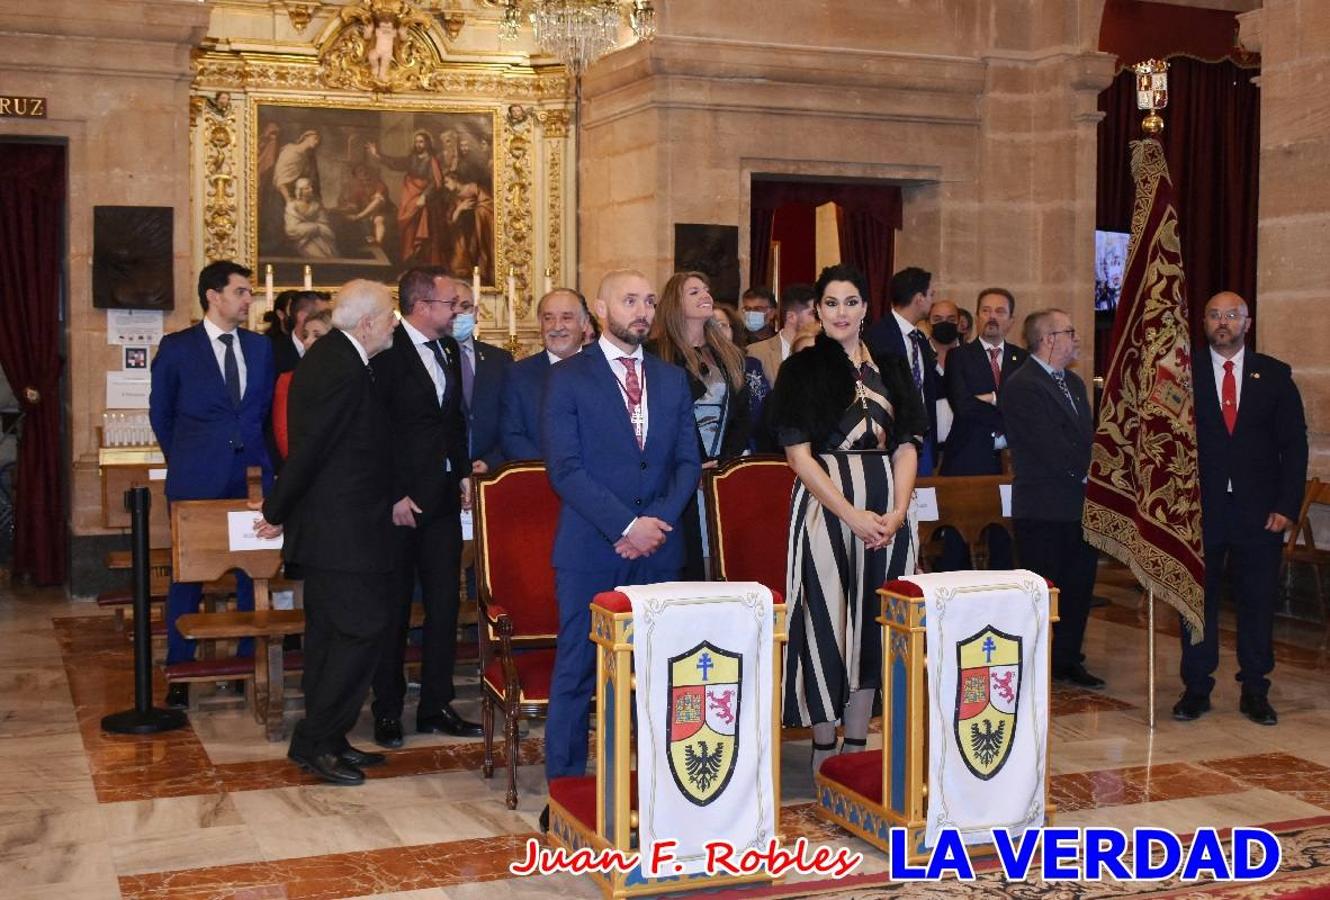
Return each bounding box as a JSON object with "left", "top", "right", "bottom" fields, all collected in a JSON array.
[{"left": 1241, "top": 0, "right": 1330, "bottom": 475}]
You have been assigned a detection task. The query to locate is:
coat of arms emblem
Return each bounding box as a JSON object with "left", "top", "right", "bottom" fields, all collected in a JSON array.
[
  {"left": 954, "top": 626, "right": 1021, "bottom": 780},
  {"left": 667, "top": 640, "right": 741, "bottom": 806}
]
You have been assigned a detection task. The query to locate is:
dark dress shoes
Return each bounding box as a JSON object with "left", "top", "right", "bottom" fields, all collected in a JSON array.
[
  {"left": 1172, "top": 692, "right": 1211, "bottom": 721},
  {"left": 289, "top": 750, "right": 365, "bottom": 786},
  {"left": 538, "top": 804, "right": 550, "bottom": 834},
  {"left": 164, "top": 683, "right": 189, "bottom": 710},
  {"left": 1240, "top": 693, "right": 1278, "bottom": 726},
  {"left": 417, "top": 705, "right": 483, "bottom": 738},
  {"left": 374, "top": 717, "right": 404, "bottom": 749},
  {"left": 1053, "top": 663, "right": 1106, "bottom": 690},
  {"left": 339, "top": 745, "right": 387, "bottom": 768}
]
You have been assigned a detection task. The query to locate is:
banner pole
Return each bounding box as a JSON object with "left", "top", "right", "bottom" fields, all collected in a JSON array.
[{"left": 1147, "top": 588, "right": 1156, "bottom": 731}]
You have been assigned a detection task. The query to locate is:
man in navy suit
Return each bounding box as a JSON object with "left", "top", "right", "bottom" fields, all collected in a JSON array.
[
  {"left": 1174, "top": 292, "right": 1307, "bottom": 726},
  {"left": 540, "top": 269, "right": 701, "bottom": 824},
  {"left": 942, "top": 288, "right": 1028, "bottom": 476},
  {"left": 1001, "top": 308, "right": 1103, "bottom": 689},
  {"left": 450, "top": 281, "right": 513, "bottom": 474},
  {"left": 864, "top": 266, "right": 940, "bottom": 474},
  {"left": 499, "top": 288, "right": 587, "bottom": 460},
  {"left": 149, "top": 260, "right": 275, "bottom": 708}
]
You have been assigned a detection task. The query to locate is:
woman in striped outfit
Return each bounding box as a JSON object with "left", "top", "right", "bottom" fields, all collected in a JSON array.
[{"left": 767, "top": 264, "right": 925, "bottom": 774}]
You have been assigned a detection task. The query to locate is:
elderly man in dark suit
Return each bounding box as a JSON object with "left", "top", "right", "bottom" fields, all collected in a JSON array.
[
  {"left": 149, "top": 260, "right": 275, "bottom": 709},
  {"left": 499, "top": 288, "right": 587, "bottom": 460},
  {"left": 539, "top": 269, "right": 701, "bottom": 829},
  {"left": 864, "top": 266, "right": 940, "bottom": 474},
  {"left": 368, "top": 268, "right": 480, "bottom": 747},
  {"left": 254, "top": 279, "right": 398, "bottom": 785},
  {"left": 1001, "top": 308, "right": 1103, "bottom": 689},
  {"left": 450, "top": 281, "right": 513, "bottom": 474},
  {"left": 1173, "top": 292, "right": 1307, "bottom": 726}
]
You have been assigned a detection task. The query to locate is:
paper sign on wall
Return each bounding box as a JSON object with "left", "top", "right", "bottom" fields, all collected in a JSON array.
[
  {"left": 107, "top": 309, "right": 164, "bottom": 346},
  {"left": 106, "top": 372, "right": 151, "bottom": 409}
]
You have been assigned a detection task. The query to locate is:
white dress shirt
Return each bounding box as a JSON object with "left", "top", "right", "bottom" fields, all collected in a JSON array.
[
  {"left": 457, "top": 335, "right": 477, "bottom": 376},
  {"left": 1210, "top": 346, "right": 1245, "bottom": 412},
  {"left": 779, "top": 333, "right": 791, "bottom": 362},
  {"left": 292, "top": 331, "right": 306, "bottom": 360},
  {"left": 546, "top": 348, "right": 578, "bottom": 366},
  {"left": 893, "top": 308, "right": 922, "bottom": 374},
  {"left": 600, "top": 334, "right": 649, "bottom": 446},
  {"left": 401, "top": 318, "right": 447, "bottom": 404},
  {"left": 343, "top": 329, "right": 370, "bottom": 366},
  {"left": 202, "top": 316, "right": 247, "bottom": 398}
]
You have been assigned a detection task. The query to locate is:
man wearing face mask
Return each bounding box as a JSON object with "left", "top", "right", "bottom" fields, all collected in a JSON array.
[
  {"left": 747, "top": 283, "right": 817, "bottom": 387},
  {"left": 450, "top": 281, "right": 513, "bottom": 474},
  {"left": 941, "top": 288, "right": 1027, "bottom": 476},
  {"left": 740, "top": 286, "right": 778, "bottom": 343},
  {"left": 499, "top": 288, "right": 587, "bottom": 460},
  {"left": 927, "top": 300, "right": 962, "bottom": 450}
]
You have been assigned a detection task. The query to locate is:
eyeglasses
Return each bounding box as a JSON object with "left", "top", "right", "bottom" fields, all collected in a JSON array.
[
  {"left": 423, "top": 298, "right": 458, "bottom": 310},
  {"left": 1047, "top": 328, "right": 1076, "bottom": 338},
  {"left": 1205, "top": 309, "right": 1246, "bottom": 322}
]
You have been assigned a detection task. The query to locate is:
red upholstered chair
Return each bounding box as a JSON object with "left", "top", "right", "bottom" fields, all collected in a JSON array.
[
  {"left": 703, "top": 454, "right": 796, "bottom": 592},
  {"left": 473, "top": 461, "right": 562, "bottom": 808}
]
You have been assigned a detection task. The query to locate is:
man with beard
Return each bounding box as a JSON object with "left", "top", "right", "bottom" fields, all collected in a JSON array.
[
  {"left": 941, "top": 288, "right": 1027, "bottom": 476},
  {"left": 1173, "top": 291, "right": 1307, "bottom": 726},
  {"left": 538, "top": 270, "right": 701, "bottom": 829},
  {"left": 499, "top": 288, "right": 587, "bottom": 460},
  {"left": 368, "top": 131, "right": 445, "bottom": 266}
]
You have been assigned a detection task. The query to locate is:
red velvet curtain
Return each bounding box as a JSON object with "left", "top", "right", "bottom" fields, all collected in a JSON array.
[
  {"left": 749, "top": 208, "right": 775, "bottom": 293},
  {"left": 0, "top": 143, "right": 68, "bottom": 585},
  {"left": 1097, "top": 58, "right": 1260, "bottom": 350},
  {"left": 751, "top": 180, "right": 901, "bottom": 313}
]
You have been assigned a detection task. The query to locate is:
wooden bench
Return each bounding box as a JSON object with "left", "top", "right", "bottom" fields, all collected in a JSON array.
[{"left": 914, "top": 474, "right": 1012, "bottom": 571}]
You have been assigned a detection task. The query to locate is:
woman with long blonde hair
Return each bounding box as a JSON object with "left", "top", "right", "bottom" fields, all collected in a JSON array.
[{"left": 648, "top": 270, "right": 753, "bottom": 578}]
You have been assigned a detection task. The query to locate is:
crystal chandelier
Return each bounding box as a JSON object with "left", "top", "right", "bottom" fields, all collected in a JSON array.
[{"left": 498, "top": 0, "right": 657, "bottom": 75}]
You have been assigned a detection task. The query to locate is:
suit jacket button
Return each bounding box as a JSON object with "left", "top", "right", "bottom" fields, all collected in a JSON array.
[
  {"left": 634, "top": 498, "right": 642, "bottom": 506},
  {"left": 640, "top": 462, "right": 647, "bottom": 470}
]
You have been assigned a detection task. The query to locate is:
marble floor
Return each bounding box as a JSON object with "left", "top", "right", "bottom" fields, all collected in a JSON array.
[{"left": 1, "top": 562, "right": 1329, "bottom": 899}]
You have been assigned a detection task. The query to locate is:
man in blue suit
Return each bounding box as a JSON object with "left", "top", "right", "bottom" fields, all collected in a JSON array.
[
  {"left": 450, "top": 280, "right": 512, "bottom": 473},
  {"left": 499, "top": 288, "right": 587, "bottom": 460},
  {"left": 1173, "top": 291, "right": 1307, "bottom": 726},
  {"left": 864, "top": 266, "right": 940, "bottom": 474},
  {"left": 539, "top": 269, "right": 701, "bottom": 827},
  {"left": 149, "top": 260, "right": 275, "bottom": 708}
]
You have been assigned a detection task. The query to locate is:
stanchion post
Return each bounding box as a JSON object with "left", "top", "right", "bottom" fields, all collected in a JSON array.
[
  {"left": 101, "top": 486, "right": 187, "bottom": 735},
  {"left": 1147, "top": 588, "right": 1156, "bottom": 732}
]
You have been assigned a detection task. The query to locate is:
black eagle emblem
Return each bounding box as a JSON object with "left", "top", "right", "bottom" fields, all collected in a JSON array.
[
  {"left": 969, "top": 720, "right": 1006, "bottom": 767},
  {"left": 683, "top": 741, "right": 725, "bottom": 791}
]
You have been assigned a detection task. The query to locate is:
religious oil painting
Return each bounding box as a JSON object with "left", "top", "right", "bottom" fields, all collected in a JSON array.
[{"left": 253, "top": 100, "right": 497, "bottom": 287}]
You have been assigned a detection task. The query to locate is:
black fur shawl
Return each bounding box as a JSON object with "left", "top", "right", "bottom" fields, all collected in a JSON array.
[{"left": 767, "top": 333, "right": 927, "bottom": 450}]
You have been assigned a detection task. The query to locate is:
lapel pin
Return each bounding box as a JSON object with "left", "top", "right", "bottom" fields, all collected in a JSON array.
[{"left": 1251, "top": 372, "right": 1261, "bottom": 379}]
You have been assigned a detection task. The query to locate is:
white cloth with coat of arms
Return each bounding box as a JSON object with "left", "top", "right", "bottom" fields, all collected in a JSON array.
[
  {"left": 910, "top": 570, "right": 1050, "bottom": 848},
  {"left": 624, "top": 581, "right": 776, "bottom": 877}
]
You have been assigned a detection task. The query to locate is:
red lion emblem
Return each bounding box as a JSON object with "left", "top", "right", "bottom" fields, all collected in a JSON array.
[
  {"left": 707, "top": 688, "right": 736, "bottom": 725},
  {"left": 992, "top": 670, "right": 1015, "bottom": 704}
]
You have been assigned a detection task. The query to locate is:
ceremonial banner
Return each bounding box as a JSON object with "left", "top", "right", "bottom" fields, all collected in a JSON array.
[
  {"left": 916, "top": 570, "right": 1050, "bottom": 848},
  {"left": 626, "top": 582, "right": 775, "bottom": 876},
  {"left": 1082, "top": 138, "right": 1205, "bottom": 637}
]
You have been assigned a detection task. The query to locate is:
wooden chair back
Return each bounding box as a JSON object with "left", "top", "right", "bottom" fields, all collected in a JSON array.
[
  {"left": 1286, "top": 478, "right": 1330, "bottom": 558},
  {"left": 704, "top": 455, "right": 796, "bottom": 592},
  {"left": 473, "top": 462, "right": 561, "bottom": 640},
  {"left": 914, "top": 474, "right": 1011, "bottom": 570},
  {"left": 170, "top": 467, "right": 283, "bottom": 608}
]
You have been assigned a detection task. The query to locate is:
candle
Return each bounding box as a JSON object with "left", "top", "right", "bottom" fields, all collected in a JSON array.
[
  {"left": 303, "top": 265, "right": 312, "bottom": 290},
  {"left": 772, "top": 242, "right": 781, "bottom": 302},
  {"left": 265, "top": 264, "right": 273, "bottom": 306},
  {"left": 472, "top": 266, "right": 481, "bottom": 305},
  {"left": 507, "top": 269, "right": 517, "bottom": 336},
  {"left": 543, "top": 268, "right": 553, "bottom": 297}
]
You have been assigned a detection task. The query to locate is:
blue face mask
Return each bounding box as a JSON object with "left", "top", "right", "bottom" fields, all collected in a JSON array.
[
  {"left": 744, "top": 310, "right": 768, "bottom": 333},
  {"left": 452, "top": 312, "right": 476, "bottom": 342}
]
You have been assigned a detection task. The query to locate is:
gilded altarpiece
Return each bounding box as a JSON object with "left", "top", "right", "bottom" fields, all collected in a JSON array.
[{"left": 189, "top": 0, "right": 574, "bottom": 339}]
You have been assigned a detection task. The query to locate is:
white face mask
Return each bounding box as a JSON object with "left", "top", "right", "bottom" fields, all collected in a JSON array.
[{"left": 743, "top": 310, "right": 768, "bottom": 333}]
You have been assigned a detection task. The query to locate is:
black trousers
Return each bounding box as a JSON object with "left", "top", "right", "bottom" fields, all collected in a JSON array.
[
  {"left": 371, "top": 509, "right": 464, "bottom": 721},
  {"left": 1014, "top": 518, "right": 1098, "bottom": 672},
  {"left": 290, "top": 568, "right": 391, "bottom": 758},
  {"left": 1179, "top": 538, "right": 1281, "bottom": 699}
]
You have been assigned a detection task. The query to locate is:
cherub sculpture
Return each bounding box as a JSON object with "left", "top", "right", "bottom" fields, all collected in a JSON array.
[{"left": 363, "top": 11, "right": 407, "bottom": 82}]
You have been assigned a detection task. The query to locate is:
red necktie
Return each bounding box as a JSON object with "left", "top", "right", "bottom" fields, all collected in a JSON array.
[
  {"left": 1222, "top": 360, "right": 1237, "bottom": 434},
  {"left": 988, "top": 346, "right": 1002, "bottom": 389},
  {"left": 619, "top": 357, "right": 644, "bottom": 448}
]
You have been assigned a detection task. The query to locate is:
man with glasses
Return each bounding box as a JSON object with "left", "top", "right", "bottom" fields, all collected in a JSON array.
[
  {"left": 1173, "top": 292, "right": 1307, "bottom": 726},
  {"left": 1001, "top": 309, "right": 1104, "bottom": 688},
  {"left": 368, "top": 267, "right": 482, "bottom": 748}
]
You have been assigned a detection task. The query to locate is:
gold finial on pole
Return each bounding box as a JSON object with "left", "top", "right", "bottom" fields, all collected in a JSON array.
[{"left": 1133, "top": 59, "right": 1170, "bottom": 136}]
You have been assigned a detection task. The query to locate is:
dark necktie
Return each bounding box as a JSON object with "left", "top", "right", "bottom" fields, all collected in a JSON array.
[
  {"left": 988, "top": 346, "right": 1003, "bottom": 389},
  {"left": 1222, "top": 360, "right": 1237, "bottom": 434},
  {"left": 218, "top": 333, "right": 241, "bottom": 407},
  {"left": 619, "top": 357, "right": 644, "bottom": 449},
  {"left": 461, "top": 342, "right": 475, "bottom": 410},
  {"left": 426, "top": 340, "right": 448, "bottom": 406},
  {"left": 908, "top": 330, "right": 926, "bottom": 391},
  {"left": 1052, "top": 369, "right": 1077, "bottom": 413}
]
